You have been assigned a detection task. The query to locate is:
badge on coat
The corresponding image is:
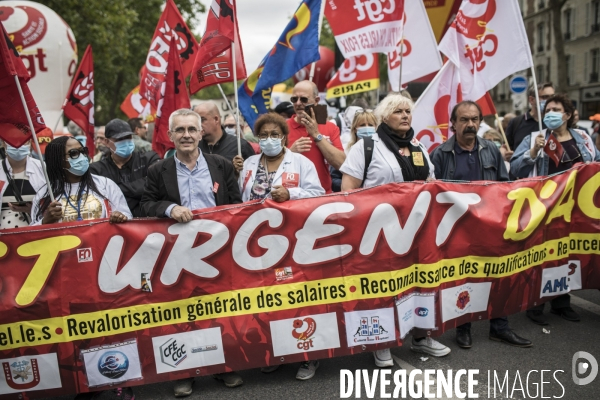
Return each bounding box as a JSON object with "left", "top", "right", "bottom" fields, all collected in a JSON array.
[
  {"left": 242, "top": 170, "right": 252, "bottom": 192},
  {"left": 212, "top": 182, "right": 219, "bottom": 193},
  {"left": 282, "top": 172, "right": 299, "bottom": 188},
  {"left": 412, "top": 152, "right": 425, "bottom": 166}
]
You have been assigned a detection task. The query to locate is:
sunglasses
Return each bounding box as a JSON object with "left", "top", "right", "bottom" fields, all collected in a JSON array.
[
  {"left": 290, "top": 96, "right": 310, "bottom": 104},
  {"left": 66, "top": 147, "right": 89, "bottom": 159}
]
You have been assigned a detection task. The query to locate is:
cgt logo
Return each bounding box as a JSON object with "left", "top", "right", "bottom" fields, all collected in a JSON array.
[
  {"left": 572, "top": 351, "right": 598, "bottom": 386},
  {"left": 414, "top": 307, "right": 429, "bottom": 317},
  {"left": 353, "top": 0, "right": 396, "bottom": 22},
  {"left": 160, "top": 338, "right": 187, "bottom": 368},
  {"left": 292, "top": 317, "right": 317, "bottom": 350}
]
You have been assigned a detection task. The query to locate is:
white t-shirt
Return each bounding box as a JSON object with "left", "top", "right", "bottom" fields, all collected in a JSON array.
[{"left": 31, "top": 174, "right": 133, "bottom": 225}]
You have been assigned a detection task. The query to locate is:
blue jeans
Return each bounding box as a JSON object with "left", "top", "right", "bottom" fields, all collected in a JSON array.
[{"left": 457, "top": 317, "right": 509, "bottom": 334}]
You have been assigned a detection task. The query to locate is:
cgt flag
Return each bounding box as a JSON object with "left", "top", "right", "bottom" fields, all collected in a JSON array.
[
  {"left": 0, "top": 21, "right": 45, "bottom": 148},
  {"left": 63, "top": 45, "right": 95, "bottom": 156},
  {"left": 387, "top": 0, "right": 442, "bottom": 92},
  {"left": 139, "top": 0, "right": 198, "bottom": 108},
  {"left": 544, "top": 135, "right": 565, "bottom": 167},
  {"left": 326, "top": 54, "right": 379, "bottom": 99},
  {"left": 120, "top": 85, "right": 156, "bottom": 123},
  {"left": 238, "top": 0, "right": 322, "bottom": 128},
  {"left": 437, "top": 0, "right": 533, "bottom": 100},
  {"left": 153, "top": 37, "right": 190, "bottom": 158}
]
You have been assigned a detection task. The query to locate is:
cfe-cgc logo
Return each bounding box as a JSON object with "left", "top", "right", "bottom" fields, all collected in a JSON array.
[
  {"left": 0, "top": 353, "right": 62, "bottom": 395},
  {"left": 270, "top": 312, "right": 340, "bottom": 357},
  {"left": 159, "top": 338, "right": 187, "bottom": 368}
]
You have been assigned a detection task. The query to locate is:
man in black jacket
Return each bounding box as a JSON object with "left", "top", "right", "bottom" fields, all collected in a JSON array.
[
  {"left": 430, "top": 101, "right": 531, "bottom": 350},
  {"left": 90, "top": 119, "right": 159, "bottom": 217}
]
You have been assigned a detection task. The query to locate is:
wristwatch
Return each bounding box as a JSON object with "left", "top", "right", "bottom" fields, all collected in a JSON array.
[{"left": 314, "top": 133, "right": 323, "bottom": 142}]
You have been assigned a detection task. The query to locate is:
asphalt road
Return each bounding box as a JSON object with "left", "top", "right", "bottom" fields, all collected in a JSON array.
[{"left": 46, "top": 290, "right": 600, "bottom": 400}]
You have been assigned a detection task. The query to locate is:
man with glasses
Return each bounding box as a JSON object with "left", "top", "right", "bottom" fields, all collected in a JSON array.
[
  {"left": 287, "top": 80, "right": 345, "bottom": 193},
  {"left": 90, "top": 119, "right": 159, "bottom": 217}
]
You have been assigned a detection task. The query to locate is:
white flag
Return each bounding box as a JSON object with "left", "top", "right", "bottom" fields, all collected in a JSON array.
[
  {"left": 387, "top": 0, "right": 443, "bottom": 91},
  {"left": 437, "top": 0, "right": 533, "bottom": 100}
]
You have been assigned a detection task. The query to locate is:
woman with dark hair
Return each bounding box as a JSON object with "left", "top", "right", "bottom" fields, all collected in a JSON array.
[
  {"left": 232, "top": 113, "right": 324, "bottom": 204},
  {"left": 31, "top": 136, "right": 132, "bottom": 225}
]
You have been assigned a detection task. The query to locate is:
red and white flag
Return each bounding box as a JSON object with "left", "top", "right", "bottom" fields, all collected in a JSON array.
[
  {"left": 0, "top": 21, "right": 46, "bottom": 148},
  {"left": 544, "top": 135, "right": 564, "bottom": 167},
  {"left": 120, "top": 85, "right": 156, "bottom": 123},
  {"left": 63, "top": 45, "right": 95, "bottom": 155},
  {"left": 387, "top": 0, "right": 442, "bottom": 92},
  {"left": 153, "top": 38, "right": 190, "bottom": 158},
  {"left": 438, "top": 0, "right": 533, "bottom": 100},
  {"left": 326, "top": 53, "right": 379, "bottom": 99},
  {"left": 139, "top": 0, "right": 198, "bottom": 108},
  {"left": 325, "top": 0, "right": 404, "bottom": 58},
  {"left": 189, "top": 24, "right": 246, "bottom": 94}
]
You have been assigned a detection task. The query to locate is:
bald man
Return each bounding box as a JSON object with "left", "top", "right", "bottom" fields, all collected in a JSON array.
[
  {"left": 194, "top": 102, "right": 255, "bottom": 162},
  {"left": 287, "top": 80, "right": 345, "bottom": 193}
]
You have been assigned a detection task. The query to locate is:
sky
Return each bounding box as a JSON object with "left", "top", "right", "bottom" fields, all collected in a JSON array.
[{"left": 195, "top": 0, "right": 305, "bottom": 73}]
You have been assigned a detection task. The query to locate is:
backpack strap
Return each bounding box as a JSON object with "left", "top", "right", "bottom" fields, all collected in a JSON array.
[{"left": 362, "top": 137, "right": 374, "bottom": 187}]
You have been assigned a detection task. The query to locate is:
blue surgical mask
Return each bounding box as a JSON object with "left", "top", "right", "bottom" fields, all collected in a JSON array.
[
  {"left": 260, "top": 137, "right": 283, "bottom": 157},
  {"left": 543, "top": 111, "right": 564, "bottom": 130},
  {"left": 224, "top": 127, "right": 236, "bottom": 136},
  {"left": 66, "top": 153, "right": 89, "bottom": 176},
  {"left": 357, "top": 126, "right": 376, "bottom": 139},
  {"left": 113, "top": 139, "right": 135, "bottom": 158},
  {"left": 6, "top": 144, "right": 30, "bottom": 161},
  {"left": 75, "top": 135, "right": 87, "bottom": 147},
  {"left": 539, "top": 100, "right": 547, "bottom": 114}
]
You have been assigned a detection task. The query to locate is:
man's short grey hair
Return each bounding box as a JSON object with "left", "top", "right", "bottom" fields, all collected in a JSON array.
[
  {"left": 374, "top": 93, "right": 415, "bottom": 123},
  {"left": 168, "top": 109, "right": 201, "bottom": 131}
]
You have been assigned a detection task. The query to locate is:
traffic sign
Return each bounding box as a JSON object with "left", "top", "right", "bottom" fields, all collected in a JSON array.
[{"left": 509, "top": 76, "right": 528, "bottom": 94}]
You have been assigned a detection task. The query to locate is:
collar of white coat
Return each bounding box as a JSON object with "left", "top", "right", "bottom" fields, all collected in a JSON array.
[{"left": 247, "top": 149, "right": 295, "bottom": 181}]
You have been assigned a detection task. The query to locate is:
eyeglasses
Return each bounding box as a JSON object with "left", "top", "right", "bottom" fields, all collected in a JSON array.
[
  {"left": 258, "top": 132, "right": 283, "bottom": 140},
  {"left": 290, "top": 96, "right": 310, "bottom": 104},
  {"left": 66, "top": 147, "right": 89, "bottom": 159},
  {"left": 172, "top": 126, "right": 200, "bottom": 135}
]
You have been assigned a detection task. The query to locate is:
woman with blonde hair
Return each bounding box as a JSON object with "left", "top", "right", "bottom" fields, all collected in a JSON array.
[{"left": 345, "top": 109, "right": 379, "bottom": 152}]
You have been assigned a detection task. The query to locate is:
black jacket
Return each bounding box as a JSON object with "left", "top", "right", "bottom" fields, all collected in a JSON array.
[
  {"left": 199, "top": 130, "right": 256, "bottom": 161},
  {"left": 90, "top": 151, "right": 160, "bottom": 217},
  {"left": 429, "top": 135, "right": 509, "bottom": 182},
  {"left": 140, "top": 153, "right": 242, "bottom": 218}
]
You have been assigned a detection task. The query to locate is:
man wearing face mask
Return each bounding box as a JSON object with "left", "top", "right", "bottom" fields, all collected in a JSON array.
[
  {"left": 0, "top": 140, "right": 46, "bottom": 229},
  {"left": 90, "top": 119, "right": 159, "bottom": 217}
]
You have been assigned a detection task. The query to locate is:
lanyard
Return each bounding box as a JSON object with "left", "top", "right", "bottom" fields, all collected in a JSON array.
[{"left": 64, "top": 193, "right": 84, "bottom": 221}]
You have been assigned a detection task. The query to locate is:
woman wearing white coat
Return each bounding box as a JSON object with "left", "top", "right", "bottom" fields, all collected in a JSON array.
[
  {"left": 0, "top": 140, "right": 46, "bottom": 229},
  {"left": 233, "top": 113, "right": 324, "bottom": 203}
]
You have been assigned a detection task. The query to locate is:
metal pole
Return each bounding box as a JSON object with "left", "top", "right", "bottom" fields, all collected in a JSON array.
[
  {"left": 530, "top": 65, "right": 544, "bottom": 160},
  {"left": 232, "top": 34, "right": 242, "bottom": 157},
  {"left": 309, "top": 0, "right": 327, "bottom": 82},
  {"left": 218, "top": 84, "right": 235, "bottom": 116},
  {"left": 53, "top": 109, "right": 64, "bottom": 136}
]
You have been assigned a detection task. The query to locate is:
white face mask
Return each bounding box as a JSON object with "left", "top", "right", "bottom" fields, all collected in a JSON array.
[{"left": 224, "top": 127, "right": 236, "bottom": 136}]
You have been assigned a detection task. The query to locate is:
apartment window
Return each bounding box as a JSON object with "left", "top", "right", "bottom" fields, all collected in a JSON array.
[
  {"left": 564, "top": 9, "right": 573, "bottom": 40},
  {"left": 537, "top": 23, "right": 545, "bottom": 53},
  {"left": 566, "top": 55, "right": 574, "bottom": 86},
  {"left": 538, "top": 0, "right": 545, "bottom": 10},
  {"left": 585, "top": 52, "right": 589, "bottom": 82},
  {"left": 536, "top": 65, "right": 545, "bottom": 83},
  {"left": 591, "top": 48, "right": 600, "bottom": 82},
  {"left": 593, "top": 1, "right": 600, "bottom": 33}
]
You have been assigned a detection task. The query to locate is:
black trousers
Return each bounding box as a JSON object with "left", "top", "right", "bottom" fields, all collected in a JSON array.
[
  {"left": 457, "top": 317, "right": 509, "bottom": 334},
  {"left": 528, "top": 294, "right": 571, "bottom": 312}
]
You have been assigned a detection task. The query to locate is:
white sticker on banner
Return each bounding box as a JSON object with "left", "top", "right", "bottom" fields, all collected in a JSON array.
[
  {"left": 344, "top": 308, "right": 396, "bottom": 347},
  {"left": 441, "top": 282, "right": 492, "bottom": 323},
  {"left": 540, "top": 259, "right": 582, "bottom": 298},
  {"left": 151, "top": 327, "right": 225, "bottom": 374},
  {"left": 270, "top": 312, "right": 340, "bottom": 357},
  {"left": 395, "top": 293, "right": 436, "bottom": 339},
  {"left": 0, "top": 353, "right": 62, "bottom": 394},
  {"left": 81, "top": 339, "right": 142, "bottom": 387}
]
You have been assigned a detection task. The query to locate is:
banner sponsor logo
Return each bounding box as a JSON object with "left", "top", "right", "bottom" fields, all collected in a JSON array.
[
  {"left": 0, "top": 353, "right": 61, "bottom": 394},
  {"left": 151, "top": 328, "right": 224, "bottom": 374},
  {"left": 541, "top": 260, "right": 582, "bottom": 298},
  {"left": 395, "top": 292, "right": 436, "bottom": 338},
  {"left": 441, "top": 282, "right": 491, "bottom": 322},
  {"left": 81, "top": 339, "right": 142, "bottom": 387},
  {"left": 344, "top": 308, "right": 395, "bottom": 347},
  {"left": 275, "top": 266, "right": 293, "bottom": 282},
  {"left": 270, "top": 312, "right": 340, "bottom": 356},
  {"left": 77, "top": 248, "right": 93, "bottom": 263}
]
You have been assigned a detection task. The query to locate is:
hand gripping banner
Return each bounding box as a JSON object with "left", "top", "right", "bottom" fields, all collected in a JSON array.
[{"left": 0, "top": 164, "right": 599, "bottom": 397}]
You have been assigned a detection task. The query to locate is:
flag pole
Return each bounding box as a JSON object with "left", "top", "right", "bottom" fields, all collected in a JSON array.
[
  {"left": 232, "top": 30, "right": 242, "bottom": 158},
  {"left": 309, "top": 0, "right": 327, "bottom": 82},
  {"left": 495, "top": 113, "right": 511, "bottom": 151},
  {"left": 53, "top": 109, "right": 64, "bottom": 136},
  {"left": 530, "top": 65, "right": 544, "bottom": 159},
  {"left": 397, "top": 36, "right": 404, "bottom": 92},
  {"left": 217, "top": 83, "right": 235, "bottom": 115},
  {"left": 13, "top": 75, "right": 54, "bottom": 201}
]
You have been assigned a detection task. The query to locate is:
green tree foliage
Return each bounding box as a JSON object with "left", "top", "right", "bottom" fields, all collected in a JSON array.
[{"left": 36, "top": 0, "right": 205, "bottom": 124}]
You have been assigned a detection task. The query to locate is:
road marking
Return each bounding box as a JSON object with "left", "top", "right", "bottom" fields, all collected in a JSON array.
[{"left": 571, "top": 294, "right": 600, "bottom": 316}]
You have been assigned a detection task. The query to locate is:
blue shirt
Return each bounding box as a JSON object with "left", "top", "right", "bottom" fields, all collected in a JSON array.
[
  {"left": 164, "top": 152, "right": 216, "bottom": 217},
  {"left": 453, "top": 141, "right": 482, "bottom": 181}
]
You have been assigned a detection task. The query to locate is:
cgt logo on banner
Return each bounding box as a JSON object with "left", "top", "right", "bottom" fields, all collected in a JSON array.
[
  {"left": 0, "top": 353, "right": 61, "bottom": 394},
  {"left": 81, "top": 339, "right": 142, "bottom": 387},
  {"left": 270, "top": 312, "right": 340, "bottom": 357},
  {"left": 151, "top": 328, "right": 224, "bottom": 374},
  {"left": 441, "top": 282, "right": 492, "bottom": 323},
  {"left": 541, "top": 260, "right": 582, "bottom": 297},
  {"left": 344, "top": 308, "right": 395, "bottom": 347},
  {"left": 395, "top": 292, "right": 436, "bottom": 339}
]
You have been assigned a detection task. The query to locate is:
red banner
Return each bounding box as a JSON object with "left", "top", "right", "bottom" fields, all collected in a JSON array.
[
  {"left": 0, "top": 164, "right": 599, "bottom": 398},
  {"left": 326, "top": 53, "right": 379, "bottom": 99},
  {"left": 120, "top": 85, "right": 156, "bottom": 122}
]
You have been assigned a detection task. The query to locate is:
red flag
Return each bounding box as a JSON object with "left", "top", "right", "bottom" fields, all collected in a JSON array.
[
  {"left": 63, "top": 45, "right": 95, "bottom": 156},
  {"left": 120, "top": 85, "right": 156, "bottom": 122},
  {"left": 191, "top": 0, "right": 237, "bottom": 78},
  {"left": 325, "top": 54, "right": 379, "bottom": 99},
  {"left": 477, "top": 92, "right": 497, "bottom": 116},
  {"left": 139, "top": 0, "right": 199, "bottom": 108},
  {"left": 544, "top": 135, "right": 565, "bottom": 167},
  {"left": 153, "top": 38, "right": 190, "bottom": 158},
  {"left": 0, "top": 21, "right": 46, "bottom": 148},
  {"left": 189, "top": 25, "right": 247, "bottom": 94}
]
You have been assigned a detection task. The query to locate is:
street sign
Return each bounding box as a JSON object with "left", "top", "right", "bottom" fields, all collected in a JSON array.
[{"left": 509, "top": 75, "right": 528, "bottom": 94}]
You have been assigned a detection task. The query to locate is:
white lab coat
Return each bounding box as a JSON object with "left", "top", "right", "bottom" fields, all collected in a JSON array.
[
  {"left": 240, "top": 150, "right": 325, "bottom": 201},
  {"left": 339, "top": 133, "right": 435, "bottom": 188},
  {"left": 0, "top": 156, "right": 46, "bottom": 201}
]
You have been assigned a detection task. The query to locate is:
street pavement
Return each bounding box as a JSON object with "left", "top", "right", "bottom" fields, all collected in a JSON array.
[{"left": 47, "top": 290, "right": 600, "bottom": 400}]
